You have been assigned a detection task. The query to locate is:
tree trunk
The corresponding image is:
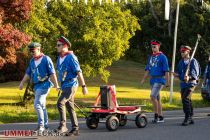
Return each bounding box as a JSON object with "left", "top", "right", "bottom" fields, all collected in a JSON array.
[{"left": 148, "top": 0, "right": 163, "bottom": 28}]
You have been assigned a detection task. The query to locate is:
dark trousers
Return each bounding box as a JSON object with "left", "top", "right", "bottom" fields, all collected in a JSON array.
[
  {"left": 181, "top": 86, "right": 195, "bottom": 118},
  {"left": 57, "top": 87, "right": 79, "bottom": 130}
]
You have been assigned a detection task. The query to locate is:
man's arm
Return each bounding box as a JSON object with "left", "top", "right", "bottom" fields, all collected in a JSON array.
[
  {"left": 77, "top": 71, "right": 88, "bottom": 95},
  {"left": 173, "top": 61, "right": 180, "bottom": 78},
  {"left": 173, "top": 72, "right": 179, "bottom": 78},
  {"left": 165, "top": 72, "right": 170, "bottom": 87},
  {"left": 189, "top": 59, "right": 200, "bottom": 81},
  {"left": 50, "top": 74, "right": 60, "bottom": 90},
  {"left": 141, "top": 70, "right": 149, "bottom": 84},
  {"left": 19, "top": 74, "right": 30, "bottom": 90}
]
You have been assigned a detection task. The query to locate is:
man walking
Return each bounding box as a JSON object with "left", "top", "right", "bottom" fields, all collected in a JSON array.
[
  {"left": 174, "top": 45, "right": 200, "bottom": 126},
  {"left": 141, "top": 40, "right": 170, "bottom": 123},
  {"left": 19, "top": 42, "right": 59, "bottom": 132},
  {"left": 55, "top": 36, "right": 88, "bottom": 136}
]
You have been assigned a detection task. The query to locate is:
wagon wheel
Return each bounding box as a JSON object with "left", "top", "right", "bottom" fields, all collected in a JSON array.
[
  {"left": 135, "top": 114, "right": 148, "bottom": 128},
  {"left": 86, "top": 115, "right": 99, "bottom": 129},
  {"left": 106, "top": 115, "right": 119, "bottom": 131}
]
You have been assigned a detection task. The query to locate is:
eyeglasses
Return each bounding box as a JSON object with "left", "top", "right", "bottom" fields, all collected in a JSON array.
[{"left": 56, "top": 44, "right": 64, "bottom": 47}]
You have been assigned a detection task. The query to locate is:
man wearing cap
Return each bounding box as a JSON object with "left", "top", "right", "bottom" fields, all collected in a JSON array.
[
  {"left": 174, "top": 45, "right": 200, "bottom": 126},
  {"left": 141, "top": 40, "right": 170, "bottom": 123},
  {"left": 19, "top": 42, "right": 59, "bottom": 132},
  {"left": 55, "top": 36, "right": 88, "bottom": 136}
]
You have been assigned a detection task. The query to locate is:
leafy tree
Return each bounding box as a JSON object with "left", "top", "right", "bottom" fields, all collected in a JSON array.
[
  {"left": 46, "top": 1, "right": 140, "bottom": 81},
  {"left": 18, "top": 0, "right": 68, "bottom": 61},
  {"left": 18, "top": 0, "right": 140, "bottom": 81},
  {"left": 179, "top": 1, "right": 210, "bottom": 69},
  {"left": 0, "top": 0, "right": 32, "bottom": 82},
  {"left": 125, "top": 0, "right": 210, "bottom": 71}
]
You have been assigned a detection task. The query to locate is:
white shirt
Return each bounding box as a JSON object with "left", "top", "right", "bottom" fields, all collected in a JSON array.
[
  {"left": 59, "top": 56, "right": 67, "bottom": 65},
  {"left": 184, "top": 59, "right": 190, "bottom": 65},
  {"left": 34, "top": 56, "right": 43, "bottom": 67}
]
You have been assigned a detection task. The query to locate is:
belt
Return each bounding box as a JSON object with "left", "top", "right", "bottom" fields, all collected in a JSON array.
[
  {"left": 34, "top": 79, "right": 49, "bottom": 86},
  {"left": 151, "top": 76, "right": 165, "bottom": 79},
  {"left": 61, "top": 78, "right": 77, "bottom": 85}
]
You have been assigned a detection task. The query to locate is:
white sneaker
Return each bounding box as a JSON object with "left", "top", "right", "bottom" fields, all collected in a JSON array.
[{"left": 34, "top": 126, "right": 45, "bottom": 133}]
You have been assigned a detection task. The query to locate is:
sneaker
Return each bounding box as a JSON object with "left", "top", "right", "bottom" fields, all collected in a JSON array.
[
  {"left": 54, "top": 125, "right": 68, "bottom": 134},
  {"left": 34, "top": 126, "right": 45, "bottom": 133},
  {"left": 44, "top": 126, "right": 49, "bottom": 131},
  {"left": 152, "top": 113, "right": 158, "bottom": 123},
  {"left": 157, "top": 116, "right": 164, "bottom": 123},
  {"left": 65, "top": 129, "right": 79, "bottom": 136}
]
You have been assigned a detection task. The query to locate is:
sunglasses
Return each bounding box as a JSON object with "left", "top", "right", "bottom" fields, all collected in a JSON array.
[
  {"left": 29, "top": 49, "right": 36, "bottom": 53},
  {"left": 56, "top": 44, "right": 64, "bottom": 47},
  {"left": 151, "top": 45, "right": 157, "bottom": 48}
]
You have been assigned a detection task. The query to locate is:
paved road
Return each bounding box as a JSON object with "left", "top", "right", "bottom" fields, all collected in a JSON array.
[{"left": 0, "top": 108, "right": 210, "bottom": 140}]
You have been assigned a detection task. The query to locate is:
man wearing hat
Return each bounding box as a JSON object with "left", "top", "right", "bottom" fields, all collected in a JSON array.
[
  {"left": 19, "top": 42, "right": 59, "bottom": 132},
  {"left": 174, "top": 45, "right": 200, "bottom": 126},
  {"left": 141, "top": 40, "right": 170, "bottom": 123},
  {"left": 55, "top": 36, "right": 88, "bottom": 136}
]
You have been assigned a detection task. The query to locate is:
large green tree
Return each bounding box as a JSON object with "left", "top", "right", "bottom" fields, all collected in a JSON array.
[
  {"left": 21, "top": 0, "right": 140, "bottom": 81},
  {"left": 18, "top": 0, "right": 67, "bottom": 60}
]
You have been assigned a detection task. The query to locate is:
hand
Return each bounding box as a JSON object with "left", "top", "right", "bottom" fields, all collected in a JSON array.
[
  {"left": 184, "top": 76, "right": 189, "bottom": 82},
  {"left": 165, "top": 83, "right": 170, "bottom": 88},
  {"left": 82, "top": 87, "right": 88, "bottom": 95},
  {"left": 55, "top": 85, "right": 60, "bottom": 91},
  {"left": 19, "top": 82, "right": 23, "bottom": 90},
  {"left": 140, "top": 79, "right": 145, "bottom": 85},
  {"left": 172, "top": 72, "right": 179, "bottom": 77}
]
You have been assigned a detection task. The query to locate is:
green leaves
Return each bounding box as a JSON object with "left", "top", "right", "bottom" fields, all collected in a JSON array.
[
  {"left": 17, "top": 1, "right": 140, "bottom": 82},
  {"left": 126, "top": 1, "right": 210, "bottom": 70},
  {"left": 46, "top": 2, "right": 140, "bottom": 82}
]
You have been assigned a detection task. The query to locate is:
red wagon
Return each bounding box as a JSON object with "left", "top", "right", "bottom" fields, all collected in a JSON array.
[{"left": 85, "top": 85, "right": 148, "bottom": 131}]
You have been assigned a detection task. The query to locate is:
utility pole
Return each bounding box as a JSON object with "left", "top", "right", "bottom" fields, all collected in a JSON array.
[{"left": 169, "top": 0, "right": 180, "bottom": 103}]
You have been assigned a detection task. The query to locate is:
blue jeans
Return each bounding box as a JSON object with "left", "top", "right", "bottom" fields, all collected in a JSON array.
[{"left": 34, "top": 88, "right": 50, "bottom": 127}]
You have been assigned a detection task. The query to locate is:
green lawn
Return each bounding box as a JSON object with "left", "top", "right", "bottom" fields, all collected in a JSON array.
[{"left": 0, "top": 60, "right": 209, "bottom": 124}]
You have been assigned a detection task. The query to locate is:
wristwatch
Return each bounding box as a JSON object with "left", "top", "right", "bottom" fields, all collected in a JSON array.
[{"left": 82, "top": 85, "right": 86, "bottom": 88}]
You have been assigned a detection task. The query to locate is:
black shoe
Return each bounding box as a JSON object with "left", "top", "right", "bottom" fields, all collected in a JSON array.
[
  {"left": 65, "top": 129, "right": 79, "bottom": 136},
  {"left": 181, "top": 118, "right": 189, "bottom": 126},
  {"left": 152, "top": 113, "right": 158, "bottom": 123},
  {"left": 54, "top": 125, "right": 68, "bottom": 133},
  {"left": 157, "top": 116, "right": 165, "bottom": 123},
  {"left": 189, "top": 118, "right": 194, "bottom": 124},
  {"left": 181, "top": 117, "right": 194, "bottom": 126},
  {"left": 207, "top": 114, "right": 210, "bottom": 116}
]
